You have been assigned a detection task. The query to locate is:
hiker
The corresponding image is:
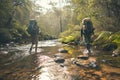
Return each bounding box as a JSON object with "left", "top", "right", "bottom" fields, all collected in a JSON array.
[
  {"left": 80, "top": 18, "right": 95, "bottom": 54},
  {"left": 27, "top": 19, "right": 39, "bottom": 53}
]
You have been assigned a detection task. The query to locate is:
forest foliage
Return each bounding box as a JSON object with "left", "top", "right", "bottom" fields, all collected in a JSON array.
[
  {"left": 60, "top": 0, "right": 120, "bottom": 47},
  {"left": 0, "top": 0, "right": 31, "bottom": 43},
  {"left": 0, "top": 0, "right": 120, "bottom": 45},
  {"left": 0, "top": 0, "right": 72, "bottom": 43}
]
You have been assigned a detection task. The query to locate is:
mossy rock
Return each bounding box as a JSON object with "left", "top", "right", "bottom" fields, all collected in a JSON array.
[
  {"left": 64, "top": 36, "right": 75, "bottom": 43},
  {"left": 95, "top": 31, "right": 112, "bottom": 42},
  {"left": 102, "top": 42, "right": 118, "bottom": 51},
  {"left": 0, "top": 28, "right": 12, "bottom": 43},
  {"left": 109, "top": 31, "right": 120, "bottom": 44},
  {"left": 93, "top": 31, "right": 112, "bottom": 45}
]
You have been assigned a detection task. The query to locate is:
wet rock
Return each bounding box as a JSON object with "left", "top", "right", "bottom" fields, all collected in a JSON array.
[
  {"left": 74, "top": 61, "right": 89, "bottom": 68},
  {"left": 73, "top": 59, "right": 89, "bottom": 68},
  {"left": 77, "top": 55, "right": 89, "bottom": 60},
  {"left": 112, "top": 49, "right": 120, "bottom": 57},
  {"left": 54, "top": 57, "right": 65, "bottom": 63},
  {"left": 102, "top": 43, "right": 117, "bottom": 51},
  {"left": 73, "top": 57, "right": 98, "bottom": 68},
  {"left": 102, "top": 59, "right": 106, "bottom": 63},
  {"left": 6, "top": 44, "right": 9, "bottom": 47},
  {"left": 89, "top": 61, "right": 97, "bottom": 68},
  {"left": 112, "top": 53, "right": 119, "bottom": 57},
  {"left": 88, "top": 58, "right": 98, "bottom": 68},
  {"left": 0, "top": 51, "right": 8, "bottom": 54},
  {"left": 58, "top": 48, "right": 68, "bottom": 53}
]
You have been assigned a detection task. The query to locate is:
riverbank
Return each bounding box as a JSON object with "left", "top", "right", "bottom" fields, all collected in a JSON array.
[{"left": 0, "top": 40, "right": 120, "bottom": 80}]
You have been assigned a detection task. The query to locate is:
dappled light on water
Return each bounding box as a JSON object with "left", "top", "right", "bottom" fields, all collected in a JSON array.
[{"left": 0, "top": 40, "right": 120, "bottom": 80}]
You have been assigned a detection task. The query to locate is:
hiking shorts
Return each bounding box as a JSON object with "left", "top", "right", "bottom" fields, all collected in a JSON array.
[
  {"left": 31, "top": 35, "right": 38, "bottom": 44},
  {"left": 83, "top": 34, "right": 92, "bottom": 44}
]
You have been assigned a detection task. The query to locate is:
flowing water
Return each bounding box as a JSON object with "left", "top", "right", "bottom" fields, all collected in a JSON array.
[{"left": 0, "top": 40, "right": 120, "bottom": 80}]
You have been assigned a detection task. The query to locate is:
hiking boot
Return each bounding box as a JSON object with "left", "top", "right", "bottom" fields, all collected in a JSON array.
[
  {"left": 29, "top": 48, "right": 32, "bottom": 54},
  {"left": 87, "top": 49, "right": 91, "bottom": 56}
]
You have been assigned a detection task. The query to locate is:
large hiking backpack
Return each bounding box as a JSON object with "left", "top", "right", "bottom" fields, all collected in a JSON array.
[
  {"left": 82, "top": 18, "right": 94, "bottom": 35},
  {"left": 27, "top": 19, "right": 38, "bottom": 36}
]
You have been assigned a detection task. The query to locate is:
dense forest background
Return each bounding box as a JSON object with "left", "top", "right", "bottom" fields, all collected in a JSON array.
[{"left": 0, "top": 0, "right": 120, "bottom": 44}]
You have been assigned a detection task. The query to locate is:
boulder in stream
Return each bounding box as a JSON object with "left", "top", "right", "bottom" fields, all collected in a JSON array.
[
  {"left": 58, "top": 48, "right": 68, "bottom": 53},
  {"left": 54, "top": 57, "right": 65, "bottom": 63},
  {"left": 73, "top": 57, "right": 98, "bottom": 68},
  {"left": 112, "top": 49, "right": 120, "bottom": 57},
  {"left": 77, "top": 55, "right": 89, "bottom": 60}
]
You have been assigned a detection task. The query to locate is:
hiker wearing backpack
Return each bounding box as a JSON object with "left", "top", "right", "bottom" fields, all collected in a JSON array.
[
  {"left": 81, "top": 18, "right": 95, "bottom": 55},
  {"left": 27, "top": 19, "right": 39, "bottom": 53}
]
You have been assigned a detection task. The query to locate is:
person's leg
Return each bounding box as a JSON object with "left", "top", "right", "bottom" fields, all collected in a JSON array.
[
  {"left": 35, "top": 35, "right": 38, "bottom": 53},
  {"left": 84, "top": 35, "right": 91, "bottom": 54},
  {"left": 29, "top": 43, "right": 33, "bottom": 53},
  {"left": 35, "top": 42, "right": 38, "bottom": 53},
  {"left": 86, "top": 43, "right": 91, "bottom": 53},
  {"left": 29, "top": 36, "right": 34, "bottom": 54}
]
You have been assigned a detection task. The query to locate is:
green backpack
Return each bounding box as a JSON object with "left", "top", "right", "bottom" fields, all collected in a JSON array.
[
  {"left": 27, "top": 20, "right": 38, "bottom": 36},
  {"left": 82, "top": 18, "right": 94, "bottom": 35}
]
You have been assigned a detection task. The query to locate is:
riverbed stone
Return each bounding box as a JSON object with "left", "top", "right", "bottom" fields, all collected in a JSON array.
[
  {"left": 54, "top": 57, "right": 65, "bottom": 63},
  {"left": 58, "top": 48, "right": 68, "bottom": 53},
  {"left": 0, "top": 51, "right": 8, "bottom": 54},
  {"left": 102, "top": 42, "right": 117, "bottom": 51},
  {"left": 89, "top": 61, "right": 97, "bottom": 68},
  {"left": 77, "top": 55, "right": 89, "bottom": 60},
  {"left": 73, "top": 57, "right": 98, "bottom": 68},
  {"left": 112, "top": 49, "right": 120, "bottom": 57}
]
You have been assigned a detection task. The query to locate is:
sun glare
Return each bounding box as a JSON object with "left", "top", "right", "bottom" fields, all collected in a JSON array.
[
  {"left": 31, "top": 0, "right": 67, "bottom": 13},
  {"left": 35, "top": 0, "right": 62, "bottom": 9}
]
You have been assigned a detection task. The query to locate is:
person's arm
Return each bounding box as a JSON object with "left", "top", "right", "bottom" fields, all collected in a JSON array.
[
  {"left": 37, "top": 26, "right": 39, "bottom": 34},
  {"left": 91, "top": 28, "right": 95, "bottom": 35},
  {"left": 81, "top": 25, "right": 87, "bottom": 36},
  {"left": 81, "top": 28, "right": 83, "bottom": 37}
]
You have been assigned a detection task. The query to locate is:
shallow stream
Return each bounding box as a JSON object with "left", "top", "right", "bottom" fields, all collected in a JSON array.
[{"left": 0, "top": 40, "right": 120, "bottom": 80}]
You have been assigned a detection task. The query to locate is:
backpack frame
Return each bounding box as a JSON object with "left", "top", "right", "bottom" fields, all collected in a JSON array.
[{"left": 27, "top": 19, "right": 39, "bottom": 36}]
